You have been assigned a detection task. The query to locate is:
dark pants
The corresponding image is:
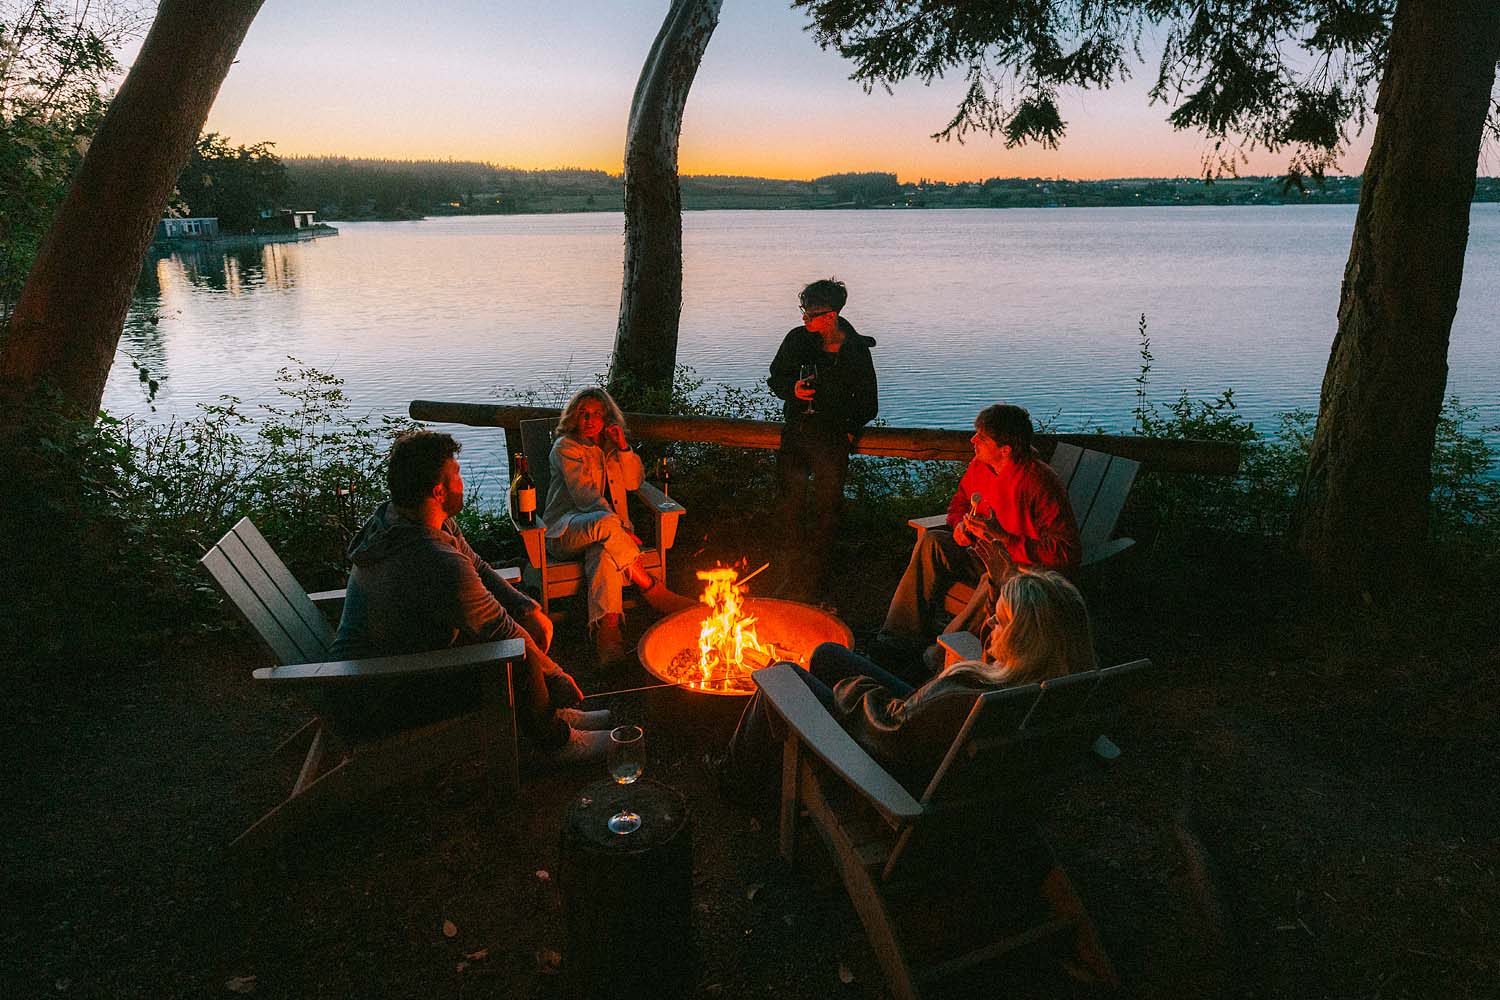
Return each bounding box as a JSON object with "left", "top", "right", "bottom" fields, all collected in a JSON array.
[
  {"left": 329, "top": 632, "right": 572, "bottom": 749},
  {"left": 722, "top": 642, "right": 914, "bottom": 803},
  {"left": 776, "top": 423, "right": 850, "bottom": 589}
]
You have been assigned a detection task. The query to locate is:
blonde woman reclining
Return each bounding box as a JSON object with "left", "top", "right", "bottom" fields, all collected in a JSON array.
[{"left": 721, "top": 569, "right": 1095, "bottom": 794}]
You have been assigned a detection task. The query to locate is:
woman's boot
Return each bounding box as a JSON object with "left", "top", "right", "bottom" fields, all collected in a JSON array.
[{"left": 594, "top": 613, "right": 627, "bottom": 667}]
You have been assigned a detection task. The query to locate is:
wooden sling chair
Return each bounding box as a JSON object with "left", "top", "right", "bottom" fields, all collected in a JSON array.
[
  {"left": 511, "top": 417, "right": 687, "bottom": 617},
  {"left": 753, "top": 656, "right": 1153, "bottom": 999},
  {"left": 908, "top": 442, "right": 1142, "bottom": 617},
  {"left": 201, "top": 517, "right": 526, "bottom": 853}
]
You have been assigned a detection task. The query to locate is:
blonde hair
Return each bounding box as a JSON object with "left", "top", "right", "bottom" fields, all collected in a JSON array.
[
  {"left": 557, "top": 386, "right": 628, "bottom": 440},
  {"left": 951, "top": 570, "right": 1095, "bottom": 687}
]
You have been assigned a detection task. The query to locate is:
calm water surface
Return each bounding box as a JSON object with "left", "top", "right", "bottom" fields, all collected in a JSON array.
[{"left": 107, "top": 207, "right": 1499, "bottom": 478}]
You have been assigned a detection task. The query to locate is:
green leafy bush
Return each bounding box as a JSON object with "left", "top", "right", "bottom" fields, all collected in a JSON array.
[
  {"left": 1, "top": 362, "right": 415, "bottom": 670},
  {"left": 1124, "top": 314, "right": 1499, "bottom": 560}
]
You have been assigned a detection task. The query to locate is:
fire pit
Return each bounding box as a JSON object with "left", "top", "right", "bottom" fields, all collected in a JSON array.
[{"left": 636, "top": 568, "right": 853, "bottom": 738}]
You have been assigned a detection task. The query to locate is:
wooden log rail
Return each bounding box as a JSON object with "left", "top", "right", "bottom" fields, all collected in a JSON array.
[{"left": 409, "top": 400, "right": 1241, "bottom": 475}]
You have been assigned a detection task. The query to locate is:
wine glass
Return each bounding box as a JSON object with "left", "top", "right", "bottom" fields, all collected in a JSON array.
[
  {"left": 607, "top": 725, "right": 645, "bottom": 834},
  {"left": 798, "top": 363, "right": 818, "bottom": 414}
]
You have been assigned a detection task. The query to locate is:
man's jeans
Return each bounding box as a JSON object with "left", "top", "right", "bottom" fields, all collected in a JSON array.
[{"left": 881, "top": 528, "right": 984, "bottom": 641}]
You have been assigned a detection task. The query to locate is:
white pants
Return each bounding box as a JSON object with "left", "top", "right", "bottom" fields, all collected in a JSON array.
[{"left": 547, "top": 511, "right": 642, "bottom": 625}]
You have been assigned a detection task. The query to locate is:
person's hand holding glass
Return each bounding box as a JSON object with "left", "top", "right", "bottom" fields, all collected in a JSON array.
[
  {"left": 965, "top": 514, "right": 1016, "bottom": 584},
  {"left": 796, "top": 363, "right": 818, "bottom": 414}
]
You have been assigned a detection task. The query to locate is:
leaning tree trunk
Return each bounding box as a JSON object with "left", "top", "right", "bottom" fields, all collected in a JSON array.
[
  {"left": 1288, "top": 0, "right": 1500, "bottom": 594},
  {"left": 0, "top": 0, "right": 265, "bottom": 424},
  {"left": 609, "top": 0, "right": 722, "bottom": 408}
]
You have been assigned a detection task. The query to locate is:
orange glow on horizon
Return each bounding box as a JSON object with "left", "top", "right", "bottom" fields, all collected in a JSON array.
[{"left": 263, "top": 139, "right": 1346, "bottom": 185}]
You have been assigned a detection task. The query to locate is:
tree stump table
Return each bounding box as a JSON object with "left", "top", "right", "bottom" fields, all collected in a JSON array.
[{"left": 559, "top": 778, "right": 694, "bottom": 998}]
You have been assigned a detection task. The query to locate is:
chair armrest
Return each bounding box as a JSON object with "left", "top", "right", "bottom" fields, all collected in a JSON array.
[
  {"left": 308, "top": 588, "right": 347, "bottom": 603},
  {"left": 906, "top": 514, "right": 948, "bottom": 540},
  {"left": 633, "top": 483, "right": 686, "bottom": 551},
  {"left": 1081, "top": 535, "right": 1135, "bottom": 568},
  {"left": 516, "top": 525, "right": 547, "bottom": 569},
  {"left": 497, "top": 565, "right": 520, "bottom": 584},
  {"left": 937, "top": 630, "right": 983, "bottom": 665},
  {"left": 252, "top": 638, "right": 525, "bottom": 686},
  {"left": 753, "top": 663, "right": 923, "bottom": 825}
]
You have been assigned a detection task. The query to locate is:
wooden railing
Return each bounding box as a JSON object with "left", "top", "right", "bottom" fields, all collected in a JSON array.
[{"left": 409, "top": 400, "right": 1241, "bottom": 475}]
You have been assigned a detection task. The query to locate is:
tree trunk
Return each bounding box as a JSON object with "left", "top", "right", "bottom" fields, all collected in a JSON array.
[
  {"left": 609, "top": 0, "right": 722, "bottom": 408},
  {"left": 1288, "top": 0, "right": 1500, "bottom": 593},
  {"left": 0, "top": 0, "right": 265, "bottom": 423}
]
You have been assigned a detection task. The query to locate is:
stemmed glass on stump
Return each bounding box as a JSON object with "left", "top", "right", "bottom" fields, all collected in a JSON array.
[{"left": 607, "top": 725, "right": 645, "bottom": 834}]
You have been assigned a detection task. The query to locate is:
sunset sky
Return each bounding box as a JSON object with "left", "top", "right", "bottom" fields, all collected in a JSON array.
[{"left": 184, "top": 1, "right": 1377, "bottom": 182}]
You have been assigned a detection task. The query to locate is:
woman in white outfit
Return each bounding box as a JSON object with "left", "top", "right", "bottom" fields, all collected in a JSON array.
[{"left": 543, "top": 387, "right": 693, "bottom": 663}]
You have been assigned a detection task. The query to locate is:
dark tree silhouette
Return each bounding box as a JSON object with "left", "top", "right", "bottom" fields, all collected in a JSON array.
[
  {"left": 1, "top": 0, "right": 266, "bottom": 423},
  {"left": 609, "top": 0, "right": 722, "bottom": 408}
]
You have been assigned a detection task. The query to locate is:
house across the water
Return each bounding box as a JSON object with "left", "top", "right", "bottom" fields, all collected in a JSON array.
[
  {"left": 152, "top": 210, "right": 337, "bottom": 248},
  {"left": 155, "top": 217, "right": 221, "bottom": 240}
]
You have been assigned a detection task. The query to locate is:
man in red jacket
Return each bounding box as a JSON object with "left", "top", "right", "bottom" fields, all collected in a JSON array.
[{"left": 876, "top": 404, "right": 1081, "bottom": 674}]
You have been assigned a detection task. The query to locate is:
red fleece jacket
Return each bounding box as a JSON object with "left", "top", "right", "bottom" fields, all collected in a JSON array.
[{"left": 945, "top": 453, "right": 1081, "bottom": 573}]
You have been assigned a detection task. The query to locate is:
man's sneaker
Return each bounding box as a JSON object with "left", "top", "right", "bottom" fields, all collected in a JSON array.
[
  {"left": 559, "top": 707, "right": 613, "bottom": 731},
  {"left": 545, "top": 727, "right": 611, "bottom": 766}
]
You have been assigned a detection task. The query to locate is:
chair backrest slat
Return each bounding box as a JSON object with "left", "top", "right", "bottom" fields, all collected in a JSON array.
[
  {"left": 202, "top": 520, "right": 331, "bottom": 664},
  {"left": 895, "top": 660, "right": 1151, "bottom": 876},
  {"left": 1079, "top": 455, "right": 1140, "bottom": 550},
  {"left": 1080, "top": 658, "right": 1152, "bottom": 716},
  {"left": 230, "top": 519, "right": 334, "bottom": 651},
  {"left": 520, "top": 418, "right": 555, "bottom": 500},
  {"left": 1023, "top": 670, "right": 1102, "bottom": 729},
  {"left": 1048, "top": 441, "right": 1083, "bottom": 484},
  {"left": 201, "top": 547, "right": 310, "bottom": 666},
  {"left": 1064, "top": 449, "right": 1111, "bottom": 532}
]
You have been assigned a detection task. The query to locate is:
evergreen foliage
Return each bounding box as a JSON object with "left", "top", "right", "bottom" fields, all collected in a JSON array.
[
  {"left": 174, "top": 133, "right": 289, "bottom": 232},
  {"left": 789, "top": 1, "right": 1485, "bottom": 181}
]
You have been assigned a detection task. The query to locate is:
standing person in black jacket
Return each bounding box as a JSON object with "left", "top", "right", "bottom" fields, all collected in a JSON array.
[{"left": 767, "top": 278, "right": 879, "bottom": 596}]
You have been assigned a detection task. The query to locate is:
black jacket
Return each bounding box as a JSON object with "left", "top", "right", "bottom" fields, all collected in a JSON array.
[{"left": 767, "top": 317, "right": 879, "bottom": 435}]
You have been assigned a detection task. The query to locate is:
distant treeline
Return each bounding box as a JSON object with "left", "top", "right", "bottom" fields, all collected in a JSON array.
[{"left": 283, "top": 157, "right": 1500, "bottom": 219}]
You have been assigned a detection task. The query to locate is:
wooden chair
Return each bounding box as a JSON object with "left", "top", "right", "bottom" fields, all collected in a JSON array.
[
  {"left": 753, "top": 656, "right": 1152, "bottom": 999},
  {"left": 200, "top": 517, "right": 526, "bottom": 853},
  {"left": 511, "top": 417, "right": 687, "bottom": 616},
  {"left": 908, "top": 442, "right": 1142, "bottom": 616}
]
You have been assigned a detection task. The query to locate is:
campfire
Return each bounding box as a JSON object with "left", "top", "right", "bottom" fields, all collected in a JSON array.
[{"left": 637, "top": 565, "right": 853, "bottom": 697}]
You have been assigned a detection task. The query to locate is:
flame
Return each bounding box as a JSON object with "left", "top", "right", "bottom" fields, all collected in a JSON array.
[{"left": 691, "top": 567, "right": 778, "bottom": 694}]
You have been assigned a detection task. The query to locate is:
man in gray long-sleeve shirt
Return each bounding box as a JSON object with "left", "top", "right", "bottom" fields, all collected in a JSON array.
[{"left": 332, "top": 431, "right": 611, "bottom": 762}]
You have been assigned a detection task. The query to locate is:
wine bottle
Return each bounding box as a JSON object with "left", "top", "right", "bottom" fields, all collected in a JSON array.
[{"left": 511, "top": 452, "right": 537, "bottom": 527}]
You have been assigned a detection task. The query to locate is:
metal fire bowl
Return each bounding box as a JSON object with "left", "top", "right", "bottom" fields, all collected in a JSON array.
[{"left": 636, "top": 598, "right": 854, "bottom": 696}]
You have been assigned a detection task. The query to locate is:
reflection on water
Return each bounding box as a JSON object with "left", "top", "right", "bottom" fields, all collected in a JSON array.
[
  {"left": 103, "top": 207, "right": 1500, "bottom": 474},
  {"left": 144, "top": 242, "right": 299, "bottom": 296}
]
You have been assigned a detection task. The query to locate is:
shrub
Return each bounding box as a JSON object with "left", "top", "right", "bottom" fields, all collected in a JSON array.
[
  {"left": 1, "top": 362, "right": 416, "bottom": 670},
  {"left": 1124, "top": 314, "right": 1499, "bottom": 562}
]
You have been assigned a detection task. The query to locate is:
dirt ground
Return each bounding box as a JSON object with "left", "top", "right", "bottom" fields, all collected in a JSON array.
[{"left": 4, "top": 534, "right": 1497, "bottom": 999}]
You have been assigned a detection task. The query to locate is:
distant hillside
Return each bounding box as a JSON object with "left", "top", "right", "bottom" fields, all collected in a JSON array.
[{"left": 283, "top": 157, "right": 1500, "bottom": 219}]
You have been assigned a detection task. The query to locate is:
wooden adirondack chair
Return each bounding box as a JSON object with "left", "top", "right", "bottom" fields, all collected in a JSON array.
[
  {"left": 753, "top": 656, "right": 1152, "bottom": 999},
  {"left": 512, "top": 417, "right": 687, "bottom": 616},
  {"left": 200, "top": 517, "right": 526, "bottom": 852},
  {"left": 908, "top": 442, "right": 1142, "bottom": 616}
]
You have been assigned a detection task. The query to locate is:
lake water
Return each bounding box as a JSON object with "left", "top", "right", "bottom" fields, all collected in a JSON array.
[{"left": 107, "top": 206, "right": 1499, "bottom": 479}]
